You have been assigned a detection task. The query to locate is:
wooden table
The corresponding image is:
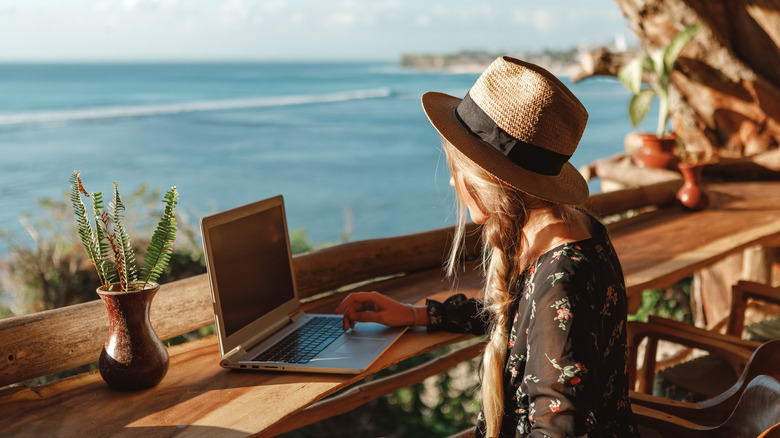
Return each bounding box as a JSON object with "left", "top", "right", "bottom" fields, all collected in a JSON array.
[
  {"left": 0, "top": 268, "right": 484, "bottom": 437},
  {"left": 610, "top": 181, "right": 780, "bottom": 312},
  {"left": 2, "top": 181, "right": 779, "bottom": 437}
]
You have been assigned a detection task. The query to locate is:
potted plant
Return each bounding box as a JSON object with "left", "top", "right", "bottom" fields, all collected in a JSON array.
[
  {"left": 70, "top": 171, "right": 178, "bottom": 390},
  {"left": 619, "top": 22, "right": 702, "bottom": 169}
]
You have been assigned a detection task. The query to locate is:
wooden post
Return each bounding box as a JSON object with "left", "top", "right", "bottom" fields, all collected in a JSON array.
[{"left": 741, "top": 245, "right": 773, "bottom": 284}]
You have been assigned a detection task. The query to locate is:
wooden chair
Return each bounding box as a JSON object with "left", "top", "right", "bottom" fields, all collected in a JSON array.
[
  {"left": 626, "top": 315, "right": 760, "bottom": 395},
  {"left": 627, "top": 281, "right": 779, "bottom": 398},
  {"left": 630, "top": 339, "right": 780, "bottom": 425},
  {"left": 727, "top": 281, "right": 780, "bottom": 341},
  {"left": 634, "top": 374, "right": 780, "bottom": 437}
]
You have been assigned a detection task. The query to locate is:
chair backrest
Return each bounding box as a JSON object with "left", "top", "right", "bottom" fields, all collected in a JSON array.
[
  {"left": 633, "top": 374, "right": 780, "bottom": 437},
  {"left": 630, "top": 340, "right": 780, "bottom": 425},
  {"left": 700, "top": 339, "right": 780, "bottom": 412},
  {"left": 758, "top": 422, "right": 780, "bottom": 438},
  {"left": 728, "top": 281, "right": 780, "bottom": 338}
]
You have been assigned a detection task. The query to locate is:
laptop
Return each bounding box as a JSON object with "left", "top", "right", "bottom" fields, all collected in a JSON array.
[{"left": 201, "top": 195, "right": 406, "bottom": 374}]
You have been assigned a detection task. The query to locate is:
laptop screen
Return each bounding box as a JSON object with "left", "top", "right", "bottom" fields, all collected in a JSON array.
[{"left": 206, "top": 200, "right": 296, "bottom": 338}]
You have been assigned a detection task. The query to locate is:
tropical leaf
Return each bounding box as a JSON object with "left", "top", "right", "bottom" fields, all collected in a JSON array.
[
  {"left": 617, "top": 57, "right": 644, "bottom": 95},
  {"left": 109, "top": 182, "right": 138, "bottom": 290},
  {"left": 649, "top": 49, "right": 665, "bottom": 77},
  {"left": 91, "top": 191, "right": 115, "bottom": 285},
  {"left": 140, "top": 186, "right": 179, "bottom": 289},
  {"left": 627, "top": 89, "right": 656, "bottom": 128},
  {"left": 618, "top": 22, "right": 702, "bottom": 138},
  {"left": 70, "top": 171, "right": 109, "bottom": 288},
  {"left": 662, "top": 23, "right": 702, "bottom": 74}
]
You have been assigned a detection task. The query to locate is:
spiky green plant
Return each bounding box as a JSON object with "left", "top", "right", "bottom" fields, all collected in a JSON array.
[{"left": 70, "top": 171, "right": 178, "bottom": 292}]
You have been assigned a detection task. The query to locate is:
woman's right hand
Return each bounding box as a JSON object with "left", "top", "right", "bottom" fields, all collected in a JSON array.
[{"left": 335, "top": 291, "right": 422, "bottom": 330}]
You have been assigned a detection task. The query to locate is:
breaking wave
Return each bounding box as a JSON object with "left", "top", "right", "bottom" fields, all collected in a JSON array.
[{"left": 0, "top": 88, "right": 392, "bottom": 127}]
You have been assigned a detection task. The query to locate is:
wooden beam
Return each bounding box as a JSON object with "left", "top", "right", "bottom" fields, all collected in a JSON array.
[
  {"left": 293, "top": 223, "right": 482, "bottom": 300},
  {"left": 584, "top": 179, "right": 682, "bottom": 217},
  {"left": 581, "top": 154, "right": 682, "bottom": 188}
]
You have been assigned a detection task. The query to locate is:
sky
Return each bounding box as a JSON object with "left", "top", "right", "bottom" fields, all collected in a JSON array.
[{"left": 0, "top": 0, "right": 634, "bottom": 62}]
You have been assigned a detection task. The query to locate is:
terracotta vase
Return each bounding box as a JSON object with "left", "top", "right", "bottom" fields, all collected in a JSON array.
[
  {"left": 631, "top": 133, "right": 678, "bottom": 169},
  {"left": 97, "top": 283, "right": 169, "bottom": 390},
  {"left": 676, "top": 162, "right": 709, "bottom": 211}
]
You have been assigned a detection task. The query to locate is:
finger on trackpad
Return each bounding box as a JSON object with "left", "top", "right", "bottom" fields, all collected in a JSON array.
[{"left": 335, "top": 337, "right": 385, "bottom": 354}]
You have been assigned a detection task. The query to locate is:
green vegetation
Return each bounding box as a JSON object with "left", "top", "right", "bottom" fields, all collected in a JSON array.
[
  {"left": 618, "top": 23, "right": 702, "bottom": 138},
  {"left": 400, "top": 48, "right": 581, "bottom": 71},
  {"left": 628, "top": 277, "right": 694, "bottom": 324}
]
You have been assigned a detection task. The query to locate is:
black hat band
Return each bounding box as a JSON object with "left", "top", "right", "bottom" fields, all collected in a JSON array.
[{"left": 454, "top": 93, "right": 570, "bottom": 176}]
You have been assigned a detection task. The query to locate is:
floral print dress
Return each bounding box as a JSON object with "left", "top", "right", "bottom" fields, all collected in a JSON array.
[{"left": 427, "top": 213, "right": 639, "bottom": 438}]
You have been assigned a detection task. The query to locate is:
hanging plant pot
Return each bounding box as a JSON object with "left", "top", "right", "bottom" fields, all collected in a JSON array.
[
  {"left": 632, "top": 133, "right": 678, "bottom": 170},
  {"left": 676, "top": 162, "right": 709, "bottom": 211},
  {"left": 97, "top": 282, "right": 169, "bottom": 391}
]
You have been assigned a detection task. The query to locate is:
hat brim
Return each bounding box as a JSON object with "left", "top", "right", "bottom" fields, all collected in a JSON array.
[{"left": 422, "top": 91, "right": 589, "bottom": 205}]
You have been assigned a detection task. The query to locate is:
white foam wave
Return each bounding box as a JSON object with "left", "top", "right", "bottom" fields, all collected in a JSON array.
[{"left": 0, "top": 88, "right": 392, "bottom": 127}]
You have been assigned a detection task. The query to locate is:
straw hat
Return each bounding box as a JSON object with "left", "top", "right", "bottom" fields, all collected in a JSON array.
[{"left": 422, "top": 56, "right": 589, "bottom": 205}]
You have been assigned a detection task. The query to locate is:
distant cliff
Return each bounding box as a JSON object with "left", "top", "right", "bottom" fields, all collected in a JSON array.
[{"left": 400, "top": 49, "right": 583, "bottom": 77}]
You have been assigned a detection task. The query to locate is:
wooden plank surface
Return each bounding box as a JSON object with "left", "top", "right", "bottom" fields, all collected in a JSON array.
[{"left": 609, "top": 182, "right": 780, "bottom": 311}]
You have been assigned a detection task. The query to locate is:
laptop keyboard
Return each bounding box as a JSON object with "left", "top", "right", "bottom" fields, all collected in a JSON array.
[{"left": 252, "top": 316, "right": 345, "bottom": 364}]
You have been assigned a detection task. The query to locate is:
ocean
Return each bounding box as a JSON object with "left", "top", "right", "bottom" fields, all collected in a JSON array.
[{"left": 0, "top": 62, "right": 640, "bottom": 256}]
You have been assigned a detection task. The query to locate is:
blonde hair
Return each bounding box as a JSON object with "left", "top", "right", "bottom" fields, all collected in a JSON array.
[{"left": 443, "top": 140, "right": 555, "bottom": 437}]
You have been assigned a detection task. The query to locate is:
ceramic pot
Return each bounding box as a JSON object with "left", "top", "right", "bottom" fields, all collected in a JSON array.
[
  {"left": 676, "top": 162, "right": 709, "bottom": 211},
  {"left": 97, "top": 283, "right": 169, "bottom": 390},
  {"left": 632, "top": 133, "right": 678, "bottom": 169}
]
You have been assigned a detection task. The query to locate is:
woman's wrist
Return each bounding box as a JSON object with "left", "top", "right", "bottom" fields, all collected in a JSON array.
[
  {"left": 406, "top": 304, "right": 429, "bottom": 327},
  {"left": 406, "top": 304, "right": 417, "bottom": 326}
]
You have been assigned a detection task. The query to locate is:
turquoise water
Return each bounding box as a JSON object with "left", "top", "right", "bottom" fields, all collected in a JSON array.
[{"left": 0, "top": 62, "right": 638, "bottom": 254}]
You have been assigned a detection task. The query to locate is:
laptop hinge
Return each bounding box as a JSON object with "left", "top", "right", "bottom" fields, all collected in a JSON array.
[
  {"left": 223, "top": 345, "right": 247, "bottom": 364},
  {"left": 290, "top": 310, "right": 305, "bottom": 322}
]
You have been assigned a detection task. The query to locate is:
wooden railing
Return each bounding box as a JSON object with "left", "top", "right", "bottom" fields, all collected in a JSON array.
[
  {"left": 0, "top": 180, "right": 685, "bottom": 433},
  {"left": 0, "top": 222, "right": 488, "bottom": 388}
]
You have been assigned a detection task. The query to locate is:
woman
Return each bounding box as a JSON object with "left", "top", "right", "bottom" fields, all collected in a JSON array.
[{"left": 337, "top": 56, "right": 638, "bottom": 438}]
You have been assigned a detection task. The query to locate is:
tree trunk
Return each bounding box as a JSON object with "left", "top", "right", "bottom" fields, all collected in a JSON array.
[{"left": 575, "top": 0, "right": 780, "bottom": 162}]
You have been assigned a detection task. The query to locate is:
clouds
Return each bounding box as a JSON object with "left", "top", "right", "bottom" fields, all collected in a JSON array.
[
  {"left": 0, "top": 0, "right": 631, "bottom": 61},
  {"left": 510, "top": 5, "right": 625, "bottom": 35},
  {"left": 219, "top": 0, "right": 252, "bottom": 26},
  {"left": 512, "top": 9, "right": 554, "bottom": 32}
]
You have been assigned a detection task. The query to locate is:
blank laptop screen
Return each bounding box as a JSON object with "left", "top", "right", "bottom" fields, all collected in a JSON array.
[{"left": 208, "top": 204, "right": 296, "bottom": 337}]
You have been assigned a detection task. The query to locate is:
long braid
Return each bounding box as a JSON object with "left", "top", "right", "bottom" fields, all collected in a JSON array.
[
  {"left": 443, "top": 140, "right": 530, "bottom": 436},
  {"left": 480, "top": 193, "right": 528, "bottom": 436}
]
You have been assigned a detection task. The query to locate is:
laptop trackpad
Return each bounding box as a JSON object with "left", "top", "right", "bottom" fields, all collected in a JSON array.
[{"left": 335, "top": 337, "right": 385, "bottom": 355}]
